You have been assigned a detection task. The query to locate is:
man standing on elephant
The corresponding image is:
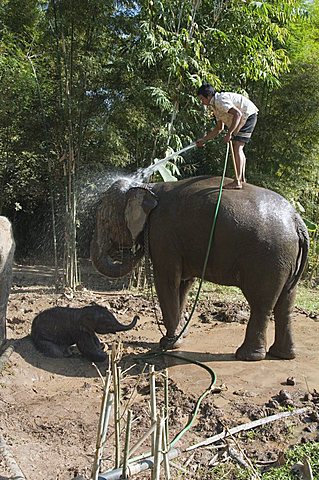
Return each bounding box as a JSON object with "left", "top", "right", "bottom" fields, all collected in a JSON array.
[{"left": 196, "top": 82, "right": 258, "bottom": 190}]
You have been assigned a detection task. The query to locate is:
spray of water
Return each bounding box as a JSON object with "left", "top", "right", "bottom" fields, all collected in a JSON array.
[
  {"left": 132, "top": 142, "right": 196, "bottom": 183},
  {"left": 78, "top": 141, "right": 196, "bottom": 207},
  {"left": 25, "top": 142, "right": 196, "bottom": 264},
  {"left": 76, "top": 141, "right": 197, "bottom": 256}
]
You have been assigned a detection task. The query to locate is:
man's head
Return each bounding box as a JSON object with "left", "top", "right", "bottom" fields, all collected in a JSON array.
[{"left": 197, "top": 82, "right": 216, "bottom": 106}]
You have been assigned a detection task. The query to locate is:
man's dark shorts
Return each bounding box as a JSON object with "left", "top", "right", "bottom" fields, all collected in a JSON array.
[{"left": 232, "top": 113, "right": 258, "bottom": 143}]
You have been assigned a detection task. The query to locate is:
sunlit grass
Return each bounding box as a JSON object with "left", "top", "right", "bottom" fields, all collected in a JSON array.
[
  {"left": 295, "top": 284, "right": 319, "bottom": 312},
  {"left": 190, "top": 282, "right": 245, "bottom": 303},
  {"left": 188, "top": 281, "right": 319, "bottom": 314},
  {"left": 262, "top": 441, "right": 319, "bottom": 479}
]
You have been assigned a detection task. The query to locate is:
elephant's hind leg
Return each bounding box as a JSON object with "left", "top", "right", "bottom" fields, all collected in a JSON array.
[
  {"left": 33, "top": 339, "right": 72, "bottom": 357},
  {"left": 268, "top": 287, "right": 296, "bottom": 359},
  {"left": 236, "top": 301, "right": 273, "bottom": 361}
]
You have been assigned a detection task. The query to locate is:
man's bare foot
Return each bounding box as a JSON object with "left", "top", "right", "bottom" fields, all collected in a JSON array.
[{"left": 224, "top": 180, "right": 242, "bottom": 190}]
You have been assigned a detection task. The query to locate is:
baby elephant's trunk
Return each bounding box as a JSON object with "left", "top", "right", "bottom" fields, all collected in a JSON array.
[
  {"left": 116, "top": 315, "right": 139, "bottom": 331},
  {"left": 97, "top": 313, "right": 139, "bottom": 334}
]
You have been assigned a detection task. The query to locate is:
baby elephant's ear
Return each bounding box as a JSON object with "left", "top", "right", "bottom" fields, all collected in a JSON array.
[{"left": 125, "top": 187, "right": 158, "bottom": 242}]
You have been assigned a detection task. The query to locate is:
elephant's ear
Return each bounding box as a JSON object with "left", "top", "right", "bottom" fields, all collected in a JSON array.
[{"left": 125, "top": 187, "right": 158, "bottom": 241}]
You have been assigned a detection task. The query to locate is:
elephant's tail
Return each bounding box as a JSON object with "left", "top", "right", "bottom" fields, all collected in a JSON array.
[{"left": 286, "top": 216, "right": 309, "bottom": 292}]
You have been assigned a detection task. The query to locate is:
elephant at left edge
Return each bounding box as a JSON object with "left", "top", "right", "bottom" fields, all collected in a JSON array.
[
  {"left": 0, "top": 216, "right": 15, "bottom": 348},
  {"left": 90, "top": 176, "right": 309, "bottom": 361}
]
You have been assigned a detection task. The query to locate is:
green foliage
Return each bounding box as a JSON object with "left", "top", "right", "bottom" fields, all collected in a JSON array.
[
  {"left": 248, "top": 1, "right": 319, "bottom": 280},
  {"left": 175, "top": 441, "right": 319, "bottom": 479},
  {"left": 0, "top": 0, "right": 318, "bottom": 283},
  {"left": 0, "top": 34, "right": 46, "bottom": 213},
  {"left": 262, "top": 442, "right": 319, "bottom": 479}
]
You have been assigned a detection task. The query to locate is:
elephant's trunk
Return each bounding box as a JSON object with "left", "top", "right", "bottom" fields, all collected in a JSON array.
[
  {"left": 90, "top": 230, "right": 143, "bottom": 279},
  {"left": 116, "top": 315, "right": 139, "bottom": 331},
  {"left": 97, "top": 314, "right": 139, "bottom": 334}
]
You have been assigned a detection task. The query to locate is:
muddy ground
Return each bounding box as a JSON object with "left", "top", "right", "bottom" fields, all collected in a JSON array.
[{"left": 0, "top": 263, "right": 319, "bottom": 480}]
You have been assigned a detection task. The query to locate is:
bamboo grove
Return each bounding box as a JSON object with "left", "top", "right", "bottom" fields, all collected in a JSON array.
[{"left": 0, "top": 0, "right": 318, "bottom": 286}]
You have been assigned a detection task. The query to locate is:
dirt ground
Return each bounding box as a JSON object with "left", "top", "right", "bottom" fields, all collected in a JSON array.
[{"left": 0, "top": 263, "right": 319, "bottom": 480}]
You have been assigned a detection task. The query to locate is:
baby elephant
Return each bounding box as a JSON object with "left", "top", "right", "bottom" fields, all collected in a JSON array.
[{"left": 31, "top": 305, "right": 138, "bottom": 362}]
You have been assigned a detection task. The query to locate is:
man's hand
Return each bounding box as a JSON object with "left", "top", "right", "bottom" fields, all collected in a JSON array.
[
  {"left": 196, "top": 138, "right": 206, "bottom": 148},
  {"left": 224, "top": 132, "right": 232, "bottom": 143}
]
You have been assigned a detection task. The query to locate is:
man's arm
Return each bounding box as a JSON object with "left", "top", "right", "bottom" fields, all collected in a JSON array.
[{"left": 196, "top": 119, "right": 224, "bottom": 147}]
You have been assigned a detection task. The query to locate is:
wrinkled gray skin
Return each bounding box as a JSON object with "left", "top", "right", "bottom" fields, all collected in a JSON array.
[
  {"left": 0, "top": 216, "right": 15, "bottom": 348},
  {"left": 91, "top": 176, "right": 309, "bottom": 361},
  {"left": 31, "top": 305, "right": 138, "bottom": 362}
]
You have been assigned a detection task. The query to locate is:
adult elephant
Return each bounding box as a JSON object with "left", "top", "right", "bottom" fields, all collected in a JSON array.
[
  {"left": 90, "top": 176, "right": 309, "bottom": 361},
  {"left": 0, "top": 216, "right": 15, "bottom": 348}
]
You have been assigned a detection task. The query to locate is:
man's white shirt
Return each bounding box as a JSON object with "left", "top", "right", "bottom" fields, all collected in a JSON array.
[{"left": 209, "top": 92, "right": 258, "bottom": 132}]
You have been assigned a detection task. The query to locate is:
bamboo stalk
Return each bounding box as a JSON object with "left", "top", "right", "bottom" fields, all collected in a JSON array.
[
  {"left": 127, "top": 421, "right": 157, "bottom": 459},
  {"left": 117, "top": 366, "right": 122, "bottom": 409},
  {"left": 121, "top": 410, "right": 132, "bottom": 479},
  {"left": 226, "top": 432, "right": 261, "bottom": 477},
  {"left": 149, "top": 365, "right": 157, "bottom": 455},
  {"left": 91, "top": 369, "right": 112, "bottom": 480},
  {"left": 187, "top": 407, "right": 309, "bottom": 451},
  {"left": 101, "top": 393, "right": 114, "bottom": 448},
  {"left": 112, "top": 345, "right": 121, "bottom": 468},
  {"left": 151, "top": 415, "right": 163, "bottom": 480},
  {"left": 162, "top": 412, "right": 171, "bottom": 480},
  {"left": 164, "top": 368, "right": 169, "bottom": 446},
  {"left": 26, "top": 54, "right": 59, "bottom": 288},
  {"left": 116, "top": 365, "right": 122, "bottom": 466},
  {"left": 120, "top": 363, "right": 147, "bottom": 422},
  {"left": 92, "top": 362, "right": 107, "bottom": 386}
]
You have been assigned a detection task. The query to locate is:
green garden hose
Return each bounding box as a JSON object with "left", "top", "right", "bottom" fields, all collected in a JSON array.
[
  {"left": 138, "top": 143, "right": 230, "bottom": 450},
  {"left": 162, "top": 143, "right": 230, "bottom": 447},
  {"left": 165, "top": 141, "right": 230, "bottom": 346}
]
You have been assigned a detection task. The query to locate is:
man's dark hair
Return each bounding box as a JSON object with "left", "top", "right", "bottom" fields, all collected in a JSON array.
[{"left": 197, "top": 82, "right": 216, "bottom": 98}]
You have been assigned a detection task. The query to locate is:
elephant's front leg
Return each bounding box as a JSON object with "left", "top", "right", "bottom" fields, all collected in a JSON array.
[
  {"left": 77, "top": 331, "right": 107, "bottom": 362},
  {"left": 153, "top": 268, "right": 183, "bottom": 350}
]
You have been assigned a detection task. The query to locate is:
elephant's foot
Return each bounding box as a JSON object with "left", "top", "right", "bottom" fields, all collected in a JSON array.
[
  {"left": 235, "top": 344, "right": 266, "bottom": 361},
  {"left": 159, "top": 335, "right": 183, "bottom": 351},
  {"left": 86, "top": 350, "right": 108, "bottom": 362},
  {"left": 268, "top": 344, "right": 296, "bottom": 360}
]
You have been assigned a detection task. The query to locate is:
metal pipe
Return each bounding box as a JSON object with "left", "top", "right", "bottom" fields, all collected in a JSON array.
[
  {"left": 149, "top": 364, "right": 157, "bottom": 455},
  {"left": 98, "top": 448, "right": 180, "bottom": 480}
]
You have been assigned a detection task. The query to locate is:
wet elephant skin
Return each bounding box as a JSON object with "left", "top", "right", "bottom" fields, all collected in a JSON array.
[
  {"left": 31, "top": 305, "right": 138, "bottom": 362},
  {"left": 90, "top": 175, "right": 309, "bottom": 361}
]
